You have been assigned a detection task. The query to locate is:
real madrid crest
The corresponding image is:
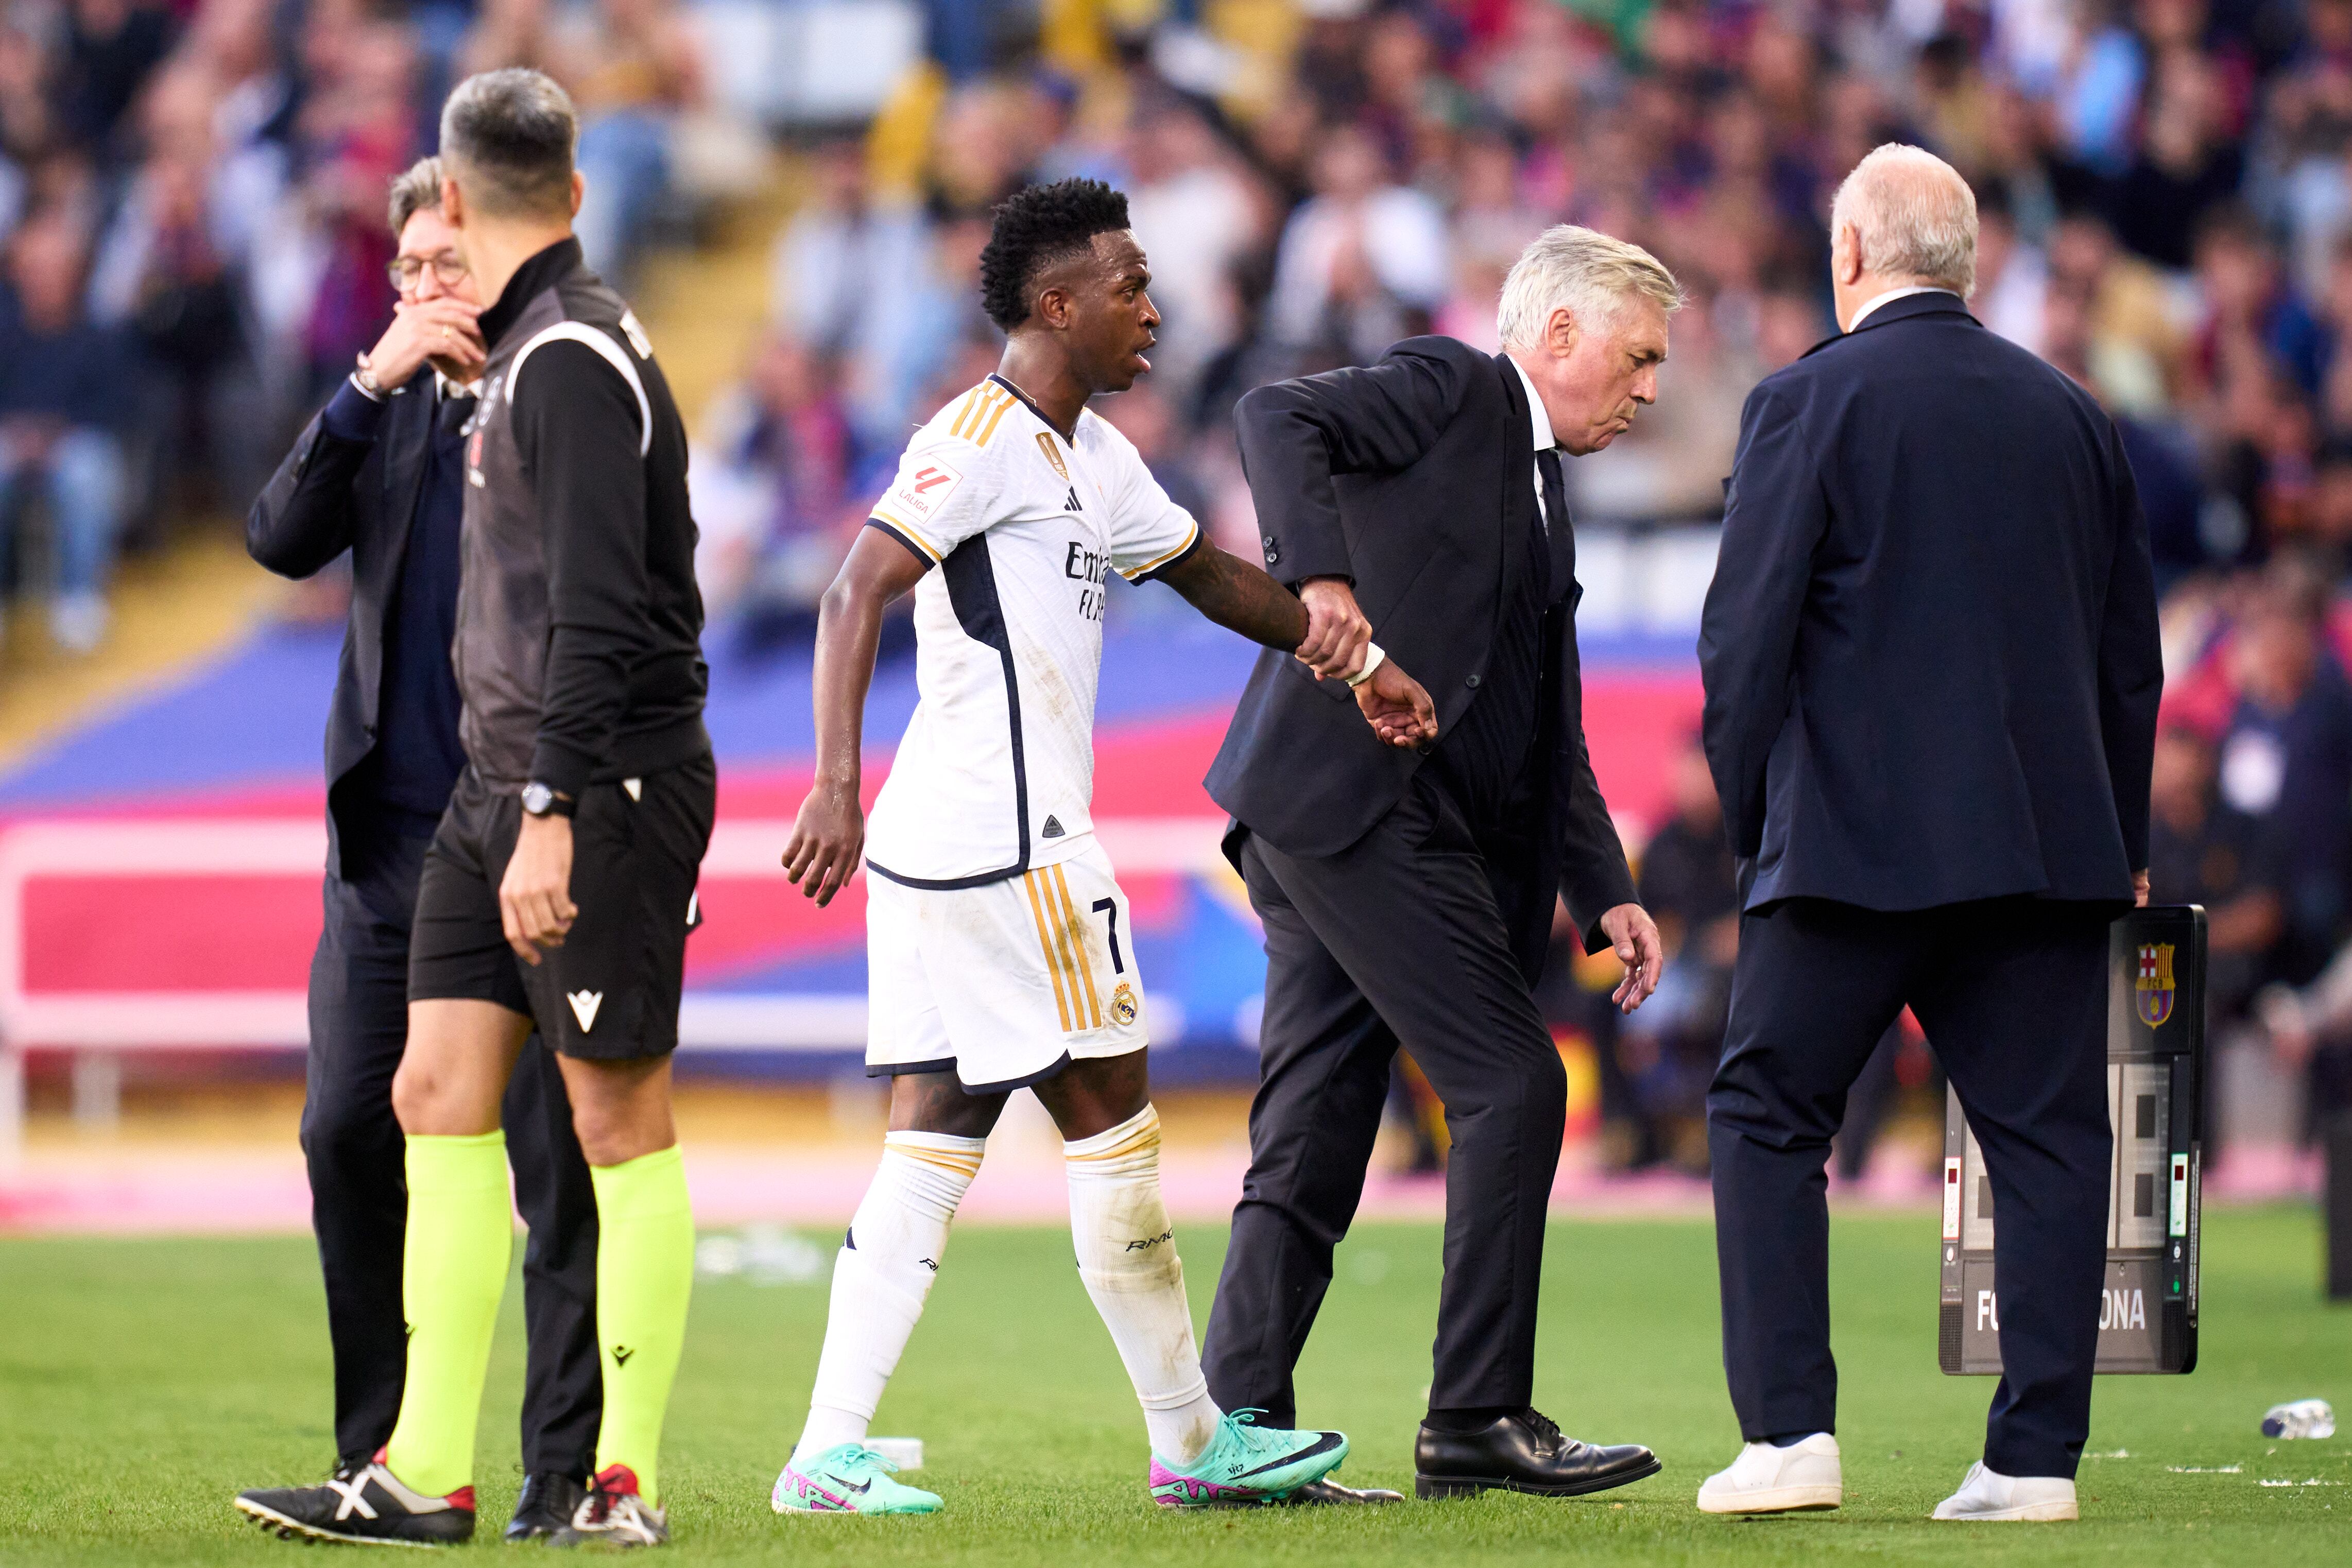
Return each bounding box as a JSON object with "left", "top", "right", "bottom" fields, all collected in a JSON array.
[{"left": 1110, "top": 982, "right": 1139, "bottom": 1027}]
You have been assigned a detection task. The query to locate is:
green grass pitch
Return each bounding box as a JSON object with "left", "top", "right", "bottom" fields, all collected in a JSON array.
[{"left": 2, "top": 1205, "right": 2345, "bottom": 1565}]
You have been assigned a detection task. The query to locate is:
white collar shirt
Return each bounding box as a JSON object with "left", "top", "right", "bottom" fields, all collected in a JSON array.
[
  {"left": 1846, "top": 284, "right": 1960, "bottom": 332},
  {"left": 1508, "top": 352, "right": 1557, "bottom": 533}
]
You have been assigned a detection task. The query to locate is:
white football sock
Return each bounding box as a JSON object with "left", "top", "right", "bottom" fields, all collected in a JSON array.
[
  {"left": 1066, "top": 1105, "right": 1222, "bottom": 1465},
  {"left": 791, "top": 1130, "right": 984, "bottom": 1467}
]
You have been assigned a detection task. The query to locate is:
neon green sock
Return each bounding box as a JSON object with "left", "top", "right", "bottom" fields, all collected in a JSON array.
[
  {"left": 383, "top": 1132, "right": 511, "bottom": 1497},
  {"left": 590, "top": 1145, "right": 694, "bottom": 1506}
]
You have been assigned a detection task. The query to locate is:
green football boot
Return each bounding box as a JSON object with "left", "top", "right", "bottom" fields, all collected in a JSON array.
[
  {"left": 771, "top": 1444, "right": 942, "bottom": 1516},
  {"left": 1150, "top": 1411, "right": 1350, "bottom": 1507}
]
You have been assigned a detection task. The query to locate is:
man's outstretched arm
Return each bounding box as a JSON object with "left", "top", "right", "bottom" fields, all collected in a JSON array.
[
  {"left": 782, "top": 527, "right": 930, "bottom": 905},
  {"left": 1155, "top": 541, "right": 1437, "bottom": 747}
]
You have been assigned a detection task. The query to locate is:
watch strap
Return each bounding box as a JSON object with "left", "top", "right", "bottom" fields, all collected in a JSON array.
[{"left": 523, "top": 783, "right": 576, "bottom": 819}]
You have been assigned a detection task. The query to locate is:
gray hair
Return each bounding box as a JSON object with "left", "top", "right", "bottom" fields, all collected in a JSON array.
[
  {"left": 387, "top": 156, "right": 444, "bottom": 236},
  {"left": 1496, "top": 225, "right": 1683, "bottom": 351},
  {"left": 1829, "top": 144, "right": 1978, "bottom": 296},
  {"left": 439, "top": 67, "right": 577, "bottom": 219}
]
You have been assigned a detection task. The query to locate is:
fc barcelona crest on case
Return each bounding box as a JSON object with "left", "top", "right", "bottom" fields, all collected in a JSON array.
[{"left": 2137, "top": 942, "right": 2176, "bottom": 1027}]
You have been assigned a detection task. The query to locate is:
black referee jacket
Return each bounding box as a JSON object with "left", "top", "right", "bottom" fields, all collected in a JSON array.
[{"left": 457, "top": 238, "right": 709, "bottom": 797}]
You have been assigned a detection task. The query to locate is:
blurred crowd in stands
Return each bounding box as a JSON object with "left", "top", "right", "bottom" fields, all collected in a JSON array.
[
  {"left": 695, "top": 0, "right": 2352, "bottom": 1170},
  {"left": 0, "top": 0, "right": 724, "bottom": 651},
  {"left": 12, "top": 0, "right": 2352, "bottom": 1168}
]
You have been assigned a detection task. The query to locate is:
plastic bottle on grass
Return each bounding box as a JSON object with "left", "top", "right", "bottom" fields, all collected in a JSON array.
[{"left": 2260, "top": 1400, "right": 2336, "bottom": 1439}]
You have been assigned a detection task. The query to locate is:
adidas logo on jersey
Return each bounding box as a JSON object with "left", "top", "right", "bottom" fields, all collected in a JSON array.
[
  {"left": 1042, "top": 816, "right": 1066, "bottom": 839},
  {"left": 1065, "top": 486, "right": 1084, "bottom": 513}
]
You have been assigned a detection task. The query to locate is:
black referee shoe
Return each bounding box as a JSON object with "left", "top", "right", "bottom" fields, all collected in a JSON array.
[
  {"left": 506, "top": 1473, "right": 588, "bottom": 1542},
  {"left": 234, "top": 1452, "right": 475, "bottom": 1546}
]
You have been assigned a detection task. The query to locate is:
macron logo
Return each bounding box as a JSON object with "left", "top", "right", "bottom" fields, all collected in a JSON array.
[{"left": 568, "top": 990, "right": 604, "bottom": 1032}]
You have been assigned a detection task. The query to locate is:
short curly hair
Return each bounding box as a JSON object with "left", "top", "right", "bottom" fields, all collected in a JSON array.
[{"left": 977, "top": 178, "right": 1132, "bottom": 332}]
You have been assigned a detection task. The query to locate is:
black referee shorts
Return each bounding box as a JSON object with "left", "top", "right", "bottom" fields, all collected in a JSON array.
[{"left": 409, "top": 753, "right": 715, "bottom": 1061}]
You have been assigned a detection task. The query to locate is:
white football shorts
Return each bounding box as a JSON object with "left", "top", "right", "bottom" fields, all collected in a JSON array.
[{"left": 864, "top": 838, "right": 1148, "bottom": 1092}]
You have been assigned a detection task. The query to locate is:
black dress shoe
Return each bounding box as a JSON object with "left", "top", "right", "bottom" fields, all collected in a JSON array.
[
  {"left": 1277, "top": 1478, "right": 1407, "bottom": 1505},
  {"left": 1414, "top": 1407, "right": 1661, "bottom": 1500},
  {"left": 504, "top": 1472, "right": 586, "bottom": 1542}
]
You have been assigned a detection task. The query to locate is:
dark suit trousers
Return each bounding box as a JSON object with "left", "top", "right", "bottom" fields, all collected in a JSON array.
[
  {"left": 1707, "top": 896, "right": 2111, "bottom": 1478},
  {"left": 1203, "top": 778, "right": 1565, "bottom": 1424},
  {"left": 301, "top": 829, "right": 602, "bottom": 1473}
]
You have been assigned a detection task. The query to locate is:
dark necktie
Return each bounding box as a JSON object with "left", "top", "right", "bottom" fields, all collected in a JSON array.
[
  {"left": 1536, "top": 446, "right": 1574, "bottom": 604},
  {"left": 437, "top": 387, "right": 474, "bottom": 442}
]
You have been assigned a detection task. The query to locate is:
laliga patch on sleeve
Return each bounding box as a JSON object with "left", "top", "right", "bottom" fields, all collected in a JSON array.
[{"left": 888, "top": 456, "right": 965, "bottom": 522}]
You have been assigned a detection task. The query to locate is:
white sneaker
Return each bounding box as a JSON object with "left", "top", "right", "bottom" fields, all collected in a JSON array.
[
  {"left": 1931, "top": 1460, "right": 2078, "bottom": 1521},
  {"left": 1695, "top": 1433, "right": 1842, "bottom": 1514}
]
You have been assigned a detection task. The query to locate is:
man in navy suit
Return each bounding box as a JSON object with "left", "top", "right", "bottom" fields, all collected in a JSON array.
[{"left": 1694, "top": 146, "right": 2162, "bottom": 1523}]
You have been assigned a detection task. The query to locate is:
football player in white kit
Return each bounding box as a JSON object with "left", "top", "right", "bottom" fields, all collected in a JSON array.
[{"left": 771, "top": 179, "right": 1439, "bottom": 1514}]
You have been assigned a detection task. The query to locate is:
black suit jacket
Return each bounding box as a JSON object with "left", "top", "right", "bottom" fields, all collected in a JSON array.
[
  {"left": 1699, "top": 291, "right": 2164, "bottom": 913},
  {"left": 247, "top": 383, "right": 437, "bottom": 879},
  {"left": 1205, "top": 334, "right": 1638, "bottom": 958}
]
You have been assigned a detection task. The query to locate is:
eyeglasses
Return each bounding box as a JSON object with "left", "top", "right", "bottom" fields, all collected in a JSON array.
[{"left": 389, "top": 253, "right": 469, "bottom": 292}]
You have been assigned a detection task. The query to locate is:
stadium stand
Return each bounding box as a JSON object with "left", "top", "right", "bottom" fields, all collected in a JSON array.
[{"left": 2, "top": 0, "right": 2348, "bottom": 1193}]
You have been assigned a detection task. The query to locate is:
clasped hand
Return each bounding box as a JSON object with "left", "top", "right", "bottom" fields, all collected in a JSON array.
[{"left": 1298, "top": 576, "right": 1438, "bottom": 749}]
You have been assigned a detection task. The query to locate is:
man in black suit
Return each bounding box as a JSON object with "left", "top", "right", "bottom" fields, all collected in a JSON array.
[
  {"left": 245, "top": 156, "right": 601, "bottom": 1540},
  {"left": 1694, "top": 146, "right": 2161, "bottom": 1524},
  {"left": 1201, "top": 226, "right": 1674, "bottom": 1501}
]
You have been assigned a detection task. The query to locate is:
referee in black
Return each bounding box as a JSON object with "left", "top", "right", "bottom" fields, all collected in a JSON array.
[
  {"left": 237, "top": 68, "right": 712, "bottom": 1550},
  {"left": 245, "top": 156, "right": 600, "bottom": 1540}
]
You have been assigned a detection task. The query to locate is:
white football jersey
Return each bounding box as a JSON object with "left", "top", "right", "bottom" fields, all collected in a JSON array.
[{"left": 864, "top": 375, "right": 1202, "bottom": 887}]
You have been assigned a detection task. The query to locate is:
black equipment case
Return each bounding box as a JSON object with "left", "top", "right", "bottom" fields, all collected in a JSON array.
[{"left": 1938, "top": 904, "right": 2206, "bottom": 1376}]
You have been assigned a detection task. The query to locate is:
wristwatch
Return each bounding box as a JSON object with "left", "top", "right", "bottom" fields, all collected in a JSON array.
[
  {"left": 352, "top": 352, "right": 384, "bottom": 397},
  {"left": 521, "top": 782, "right": 574, "bottom": 818}
]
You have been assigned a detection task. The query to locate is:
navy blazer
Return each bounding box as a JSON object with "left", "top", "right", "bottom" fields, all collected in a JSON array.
[
  {"left": 1699, "top": 291, "right": 2163, "bottom": 913},
  {"left": 246, "top": 383, "right": 436, "bottom": 879},
  {"left": 1205, "top": 334, "right": 1638, "bottom": 961}
]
